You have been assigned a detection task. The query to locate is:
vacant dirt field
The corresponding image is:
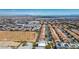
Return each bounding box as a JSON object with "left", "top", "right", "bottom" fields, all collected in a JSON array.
[{"left": 0, "top": 31, "right": 38, "bottom": 42}]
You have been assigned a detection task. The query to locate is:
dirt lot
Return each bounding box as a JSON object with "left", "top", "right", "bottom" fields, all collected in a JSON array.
[{"left": 0, "top": 31, "right": 38, "bottom": 42}]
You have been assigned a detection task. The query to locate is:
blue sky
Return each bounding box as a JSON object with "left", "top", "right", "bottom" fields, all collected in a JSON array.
[{"left": 0, "top": 9, "right": 79, "bottom": 16}]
